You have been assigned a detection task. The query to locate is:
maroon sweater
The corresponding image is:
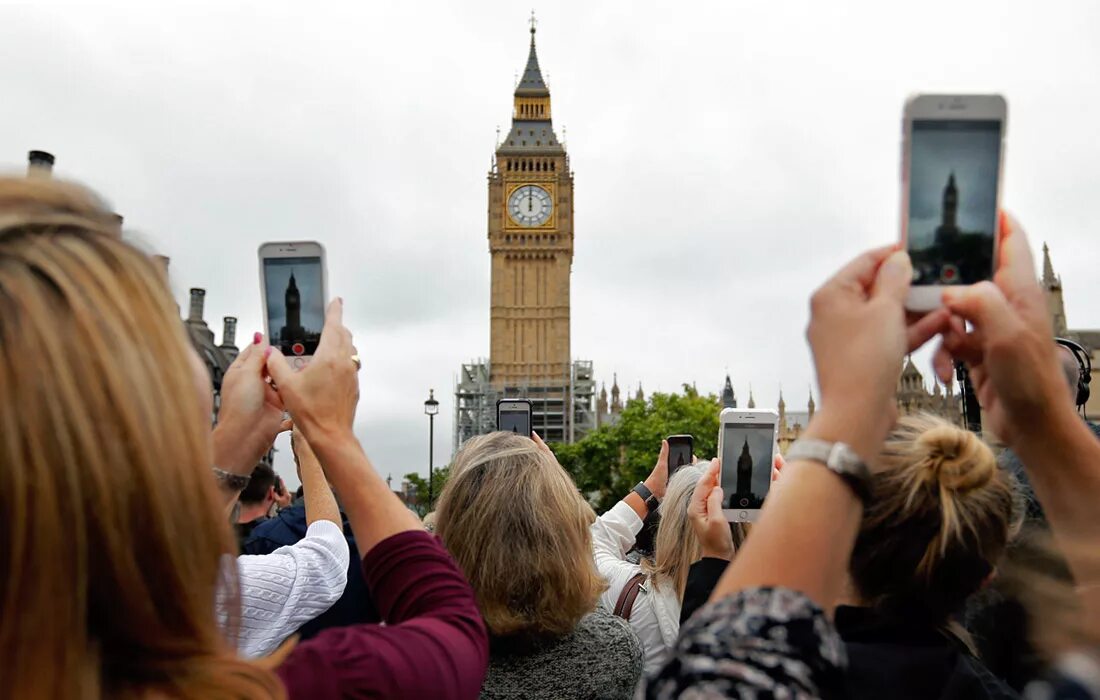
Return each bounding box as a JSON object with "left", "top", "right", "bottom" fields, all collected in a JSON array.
[{"left": 276, "top": 530, "right": 489, "bottom": 699}]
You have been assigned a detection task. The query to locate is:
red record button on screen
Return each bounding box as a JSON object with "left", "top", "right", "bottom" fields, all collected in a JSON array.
[
  {"left": 940, "top": 264, "right": 959, "bottom": 283},
  {"left": 291, "top": 342, "right": 306, "bottom": 356}
]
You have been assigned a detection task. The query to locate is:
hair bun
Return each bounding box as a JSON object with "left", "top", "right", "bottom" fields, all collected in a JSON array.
[{"left": 915, "top": 425, "right": 996, "bottom": 493}]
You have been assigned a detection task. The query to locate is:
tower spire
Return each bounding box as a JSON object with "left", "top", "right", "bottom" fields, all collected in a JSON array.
[
  {"left": 722, "top": 372, "right": 737, "bottom": 409},
  {"left": 516, "top": 14, "right": 548, "bottom": 97}
]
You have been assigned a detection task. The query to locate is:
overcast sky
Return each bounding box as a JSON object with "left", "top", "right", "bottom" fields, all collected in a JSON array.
[{"left": 3, "top": 1, "right": 1099, "bottom": 490}]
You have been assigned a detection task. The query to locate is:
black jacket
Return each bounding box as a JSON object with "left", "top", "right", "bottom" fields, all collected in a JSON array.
[
  {"left": 242, "top": 503, "right": 377, "bottom": 639},
  {"left": 680, "top": 557, "right": 730, "bottom": 624},
  {"left": 836, "top": 605, "right": 1019, "bottom": 700}
]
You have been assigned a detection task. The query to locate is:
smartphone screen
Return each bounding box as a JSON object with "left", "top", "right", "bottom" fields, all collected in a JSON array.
[
  {"left": 498, "top": 404, "right": 531, "bottom": 436},
  {"left": 263, "top": 255, "right": 325, "bottom": 357},
  {"left": 720, "top": 423, "right": 774, "bottom": 510},
  {"left": 907, "top": 119, "right": 1001, "bottom": 287},
  {"left": 667, "top": 436, "right": 693, "bottom": 480}
]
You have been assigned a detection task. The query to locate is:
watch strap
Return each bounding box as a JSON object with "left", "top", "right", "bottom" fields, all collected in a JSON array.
[
  {"left": 785, "top": 438, "right": 873, "bottom": 506},
  {"left": 631, "top": 482, "right": 659, "bottom": 514},
  {"left": 212, "top": 466, "right": 251, "bottom": 491}
]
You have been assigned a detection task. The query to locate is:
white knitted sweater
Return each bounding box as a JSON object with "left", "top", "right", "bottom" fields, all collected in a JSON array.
[{"left": 232, "top": 519, "right": 350, "bottom": 658}]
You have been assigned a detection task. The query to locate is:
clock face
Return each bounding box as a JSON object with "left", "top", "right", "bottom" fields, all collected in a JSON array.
[{"left": 508, "top": 185, "right": 553, "bottom": 227}]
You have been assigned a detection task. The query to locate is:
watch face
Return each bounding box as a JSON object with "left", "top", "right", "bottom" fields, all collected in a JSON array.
[{"left": 508, "top": 184, "right": 553, "bottom": 227}]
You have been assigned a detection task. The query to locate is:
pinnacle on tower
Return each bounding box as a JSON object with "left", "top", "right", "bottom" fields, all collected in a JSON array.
[
  {"left": 747, "top": 387, "right": 756, "bottom": 409},
  {"left": 1042, "top": 242, "right": 1061, "bottom": 289}
]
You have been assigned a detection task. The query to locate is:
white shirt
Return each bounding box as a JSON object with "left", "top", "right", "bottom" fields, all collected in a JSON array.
[
  {"left": 231, "top": 519, "right": 350, "bottom": 658},
  {"left": 591, "top": 501, "right": 682, "bottom": 676}
]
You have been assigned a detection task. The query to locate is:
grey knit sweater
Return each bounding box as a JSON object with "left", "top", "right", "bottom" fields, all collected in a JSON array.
[{"left": 480, "top": 607, "right": 644, "bottom": 699}]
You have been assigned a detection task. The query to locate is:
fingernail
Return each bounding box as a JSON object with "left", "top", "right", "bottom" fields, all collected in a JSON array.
[
  {"left": 253, "top": 332, "right": 262, "bottom": 345},
  {"left": 264, "top": 347, "right": 273, "bottom": 359}
]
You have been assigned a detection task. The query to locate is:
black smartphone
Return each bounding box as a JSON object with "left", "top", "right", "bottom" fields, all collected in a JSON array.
[
  {"left": 667, "top": 435, "right": 693, "bottom": 481},
  {"left": 497, "top": 399, "right": 532, "bottom": 436}
]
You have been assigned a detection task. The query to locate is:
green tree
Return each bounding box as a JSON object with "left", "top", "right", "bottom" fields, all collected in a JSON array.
[
  {"left": 552, "top": 385, "right": 722, "bottom": 512},
  {"left": 402, "top": 465, "right": 451, "bottom": 516}
]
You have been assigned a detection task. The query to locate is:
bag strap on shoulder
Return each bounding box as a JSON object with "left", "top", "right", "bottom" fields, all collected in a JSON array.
[{"left": 613, "top": 572, "right": 647, "bottom": 621}]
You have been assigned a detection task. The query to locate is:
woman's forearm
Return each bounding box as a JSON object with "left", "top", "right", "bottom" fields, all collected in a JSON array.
[
  {"left": 707, "top": 411, "right": 867, "bottom": 612},
  {"left": 1012, "top": 406, "right": 1100, "bottom": 631},
  {"left": 300, "top": 444, "right": 341, "bottom": 527},
  {"left": 311, "top": 434, "right": 423, "bottom": 555}
]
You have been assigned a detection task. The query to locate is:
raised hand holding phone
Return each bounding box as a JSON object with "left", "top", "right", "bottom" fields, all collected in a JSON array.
[
  {"left": 689, "top": 459, "right": 734, "bottom": 560},
  {"left": 211, "top": 332, "right": 291, "bottom": 506},
  {"left": 901, "top": 94, "right": 1006, "bottom": 311},
  {"left": 266, "top": 298, "right": 359, "bottom": 446}
]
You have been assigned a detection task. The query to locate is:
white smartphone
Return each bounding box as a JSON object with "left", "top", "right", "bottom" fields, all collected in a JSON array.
[
  {"left": 258, "top": 241, "right": 328, "bottom": 370},
  {"left": 717, "top": 408, "right": 778, "bottom": 522},
  {"left": 901, "top": 94, "right": 1007, "bottom": 312},
  {"left": 497, "top": 398, "right": 533, "bottom": 436}
]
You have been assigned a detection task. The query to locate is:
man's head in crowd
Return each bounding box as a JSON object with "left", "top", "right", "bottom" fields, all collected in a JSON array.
[
  {"left": 850, "top": 414, "right": 1021, "bottom": 629},
  {"left": 435, "top": 431, "right": 605, "bottom": 640},
  {"left": 238, "top": 462, "right": 277, "bottom": 522}
]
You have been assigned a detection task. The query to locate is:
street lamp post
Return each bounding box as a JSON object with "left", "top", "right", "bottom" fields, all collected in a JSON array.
[{"left": 424, "top": 389, "right": 439, "bottom": 510}]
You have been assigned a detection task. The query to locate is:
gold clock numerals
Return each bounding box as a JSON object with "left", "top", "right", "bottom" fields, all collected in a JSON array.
[{"left": 508, "top": 184, "right": 553, "bottom": 227}]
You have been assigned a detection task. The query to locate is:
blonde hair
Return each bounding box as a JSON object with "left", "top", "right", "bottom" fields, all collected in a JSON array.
[
  {"left": 435, "top": 432, "right": 605, "bottom": 639},
  {"left": 0, "top": 177, "right": 283, "bottom": 699},
  {"left": 642, "top": 463, "right": 705, "bottom": 598},
  {"left": 851, "top": 414, "right": 1020, "bottom": 626}
]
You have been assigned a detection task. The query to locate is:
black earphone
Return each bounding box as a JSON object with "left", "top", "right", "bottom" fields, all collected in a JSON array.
[{"left": 1055, "top": 337, "right": 1092, "bottom": 411}]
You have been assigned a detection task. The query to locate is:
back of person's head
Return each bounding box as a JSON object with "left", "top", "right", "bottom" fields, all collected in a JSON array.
[
  {"left": 0, "top": 177, "right": 281, "bottom": 698},
  {"left": 239, "top": 461, "right": 277, "bottom": 506},
  {"left": 435, "top": 431, "right": 604, "bottom": 640},
  {"left": 643, "top": 463, "right": 705, "bottom": 598},
  {"left": 851, "top": 414, "right": 1020, "bottom": 628}
]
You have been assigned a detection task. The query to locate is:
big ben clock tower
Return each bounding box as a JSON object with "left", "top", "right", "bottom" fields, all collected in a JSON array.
[
  {"left": 488, "top": 20, "right": 574, "bottom": 391},
  {"left": 455, "top": 18, "right": 593, "bottom": 448}
]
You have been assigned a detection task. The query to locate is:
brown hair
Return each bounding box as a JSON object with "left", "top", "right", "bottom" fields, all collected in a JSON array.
[
  {"left": 435, "top": 432, "right": 605, "bottom": 640},
  {"left": 851, "top": 414, "right": 1020, "bottom": 628},
  {"left": 0, "top": 177, "right": 283, "bottom": 698}
]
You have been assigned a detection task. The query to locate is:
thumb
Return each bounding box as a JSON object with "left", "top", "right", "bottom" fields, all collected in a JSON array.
[
  {"left": 871, "top": 250, "right": 912, "bottom": 302},
  {"left": 265, "top": 347, "right": 294, "bottom": 389},
  {"left": 706, "top": 486, "right": 724, "bottom": 518},
  {"left": 943, "top": 281, "right": 1014, "bottom": 334}
]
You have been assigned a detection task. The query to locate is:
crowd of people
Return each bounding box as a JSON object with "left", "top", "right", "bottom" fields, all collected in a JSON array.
[{"left": 2, "top": 175, "right": 1100, "bottom": 699}]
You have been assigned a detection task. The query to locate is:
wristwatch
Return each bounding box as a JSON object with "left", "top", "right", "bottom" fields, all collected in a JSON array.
[
  {"left": 632, "top": 482, "right": 660, "bottom": 514},
  {"left": 784, "top": 438, "right": 872, "bottom": 506}
]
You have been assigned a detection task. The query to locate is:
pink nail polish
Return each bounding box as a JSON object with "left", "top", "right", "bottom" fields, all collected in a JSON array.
[
  {"left": 253, "top": 332, "right": 262, "bottom": 345},
  {"left": 264, "top": 347, "right": 273, "bottom": 359}
]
